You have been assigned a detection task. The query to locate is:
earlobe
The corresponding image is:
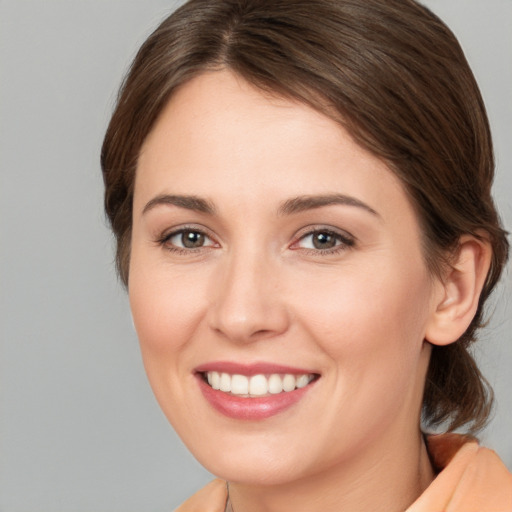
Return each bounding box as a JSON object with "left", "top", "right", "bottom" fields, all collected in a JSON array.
[{"left": 425, "top": 235, "right": 492, "bottom": 346}]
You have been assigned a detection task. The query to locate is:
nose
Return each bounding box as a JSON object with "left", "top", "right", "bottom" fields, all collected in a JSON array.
[{"left": 207, "top": 249, "right": 290, "bottom": 343}]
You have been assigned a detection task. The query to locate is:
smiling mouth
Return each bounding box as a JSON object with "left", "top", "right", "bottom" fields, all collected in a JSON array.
[{"left": 201, "top": 371, "right": 318, "bottom": 397}]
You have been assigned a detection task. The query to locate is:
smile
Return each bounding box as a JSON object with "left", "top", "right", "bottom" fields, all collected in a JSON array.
[
  {"left": 204, "top": 371, "right": 316, "bottom": 397},
  {"left": 195, "top": 363, "right": 319, "bottom": 420}
]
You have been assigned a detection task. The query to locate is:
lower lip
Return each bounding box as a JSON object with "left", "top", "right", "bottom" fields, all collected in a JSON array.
[{"left": 196, "top": 375, "right": 316, "bottom": 420}]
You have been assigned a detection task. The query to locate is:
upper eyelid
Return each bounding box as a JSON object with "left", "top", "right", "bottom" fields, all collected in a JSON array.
[
  {"left": 156, "top": 224, "right": 355, "bottom": 249},
  {"left": 167, "top": 229, "right": 215, "bottom": 243},
  {"left": 293, "top": 225, "right": 355, "bottom": 241},
  {"left": 157, "top": 226, "right": 219, "bottom": 254},
  {"left": 288, "top": 227, "right": 356, "bottom": 255},
  {"left": 160, "top": 224, "right": 215, "bottom": 240}
]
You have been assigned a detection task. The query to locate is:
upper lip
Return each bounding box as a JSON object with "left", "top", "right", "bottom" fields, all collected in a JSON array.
[{"left": 194, "top": 361, "right": 318, "bottom": 376}]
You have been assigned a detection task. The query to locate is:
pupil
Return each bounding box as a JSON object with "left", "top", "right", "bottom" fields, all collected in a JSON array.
[
  {"left": 182, "top": 231, "right": 204, "bottom": 248},
  {"left": 313, "top": 232, "right": 335, "bottom": 249}
]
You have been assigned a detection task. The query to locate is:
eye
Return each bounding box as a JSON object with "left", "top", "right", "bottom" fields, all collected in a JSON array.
[
  {"left": 158, "top": 227, "right": 217, "bottom": 252},
  {"left": 293, "top": 228, "right": 355, "bottom": 253}
]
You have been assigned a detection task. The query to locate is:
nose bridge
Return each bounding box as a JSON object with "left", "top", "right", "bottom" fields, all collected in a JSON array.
[{"left": 208, "top": 242, "right": 288, "bottom": 342}]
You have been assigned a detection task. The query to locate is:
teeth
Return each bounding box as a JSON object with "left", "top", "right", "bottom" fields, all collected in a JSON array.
[
  {"left": 282, "top": 374, "right": 296, "bottom": 392},
  {"left": 231, "top": 374, "right": 249, "bottom": 395},
  {"left": 268, "top": 374, "right": 283, "bottom": 394},
  {"left": 249, "top": 374, "right": 268, "bottom": 396},
  {"left": 211, "top": 371, "right": 220, "bottom": 390},
  {"left": 204, "top": 371, "right": 314, "bottom": 397},
  {"left": 296, "top": 374, "right": 310, "bottom": 389},
  {"left": 219, "top": 372, "right": 231, "bottom": 392}
]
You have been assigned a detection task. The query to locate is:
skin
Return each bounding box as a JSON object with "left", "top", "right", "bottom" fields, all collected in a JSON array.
[{"left": 129, "top": 70, "right": 445, "bottom": 511}]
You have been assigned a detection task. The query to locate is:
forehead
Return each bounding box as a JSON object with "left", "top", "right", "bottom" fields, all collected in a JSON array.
[
  {"left": 135, "top": 70, "right": 414, "bottom": 225},
  {"left": 139, "top": 70, "right": 343, "bottom": 171}
]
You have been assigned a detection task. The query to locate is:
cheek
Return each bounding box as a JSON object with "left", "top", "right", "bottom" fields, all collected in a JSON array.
[
  {"left": 292, "top": 255, "right": 432, "bottom": 381},
  {"left": 289, "top": 261, "right": 433, "bottom": 453},
  {"left": 128, "top": 251, "right": 208, "bottom": 368},
  {"left": 127, "top": 253, "right": 214, "bottom": 430}
]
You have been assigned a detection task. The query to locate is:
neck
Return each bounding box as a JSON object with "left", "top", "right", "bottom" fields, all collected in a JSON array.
[{"left": 227, "top": 429, "right": 434, "bottom": 512}]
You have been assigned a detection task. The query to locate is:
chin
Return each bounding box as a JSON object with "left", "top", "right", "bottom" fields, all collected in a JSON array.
[
  {"left": 200, "top": 453, "right": 308, "bottom": 486},
  {"left": 174, "top": 421, "right": 314, "bottom": 486}
]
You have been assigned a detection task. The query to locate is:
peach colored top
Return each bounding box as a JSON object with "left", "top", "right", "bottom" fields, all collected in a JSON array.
[{"left": 174, "top": 434, "right": 512, "bottom": 512}]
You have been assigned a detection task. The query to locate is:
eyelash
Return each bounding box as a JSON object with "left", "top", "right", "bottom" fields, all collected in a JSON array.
[
  {"left": 155, "top": 226, "right": 355, "bottom": 256},
  {"left": 291, "top": 227, "right": 355, "bottom": 255},
  {"left": 155, "top": 225, "right": 217, "bottom": 255}
]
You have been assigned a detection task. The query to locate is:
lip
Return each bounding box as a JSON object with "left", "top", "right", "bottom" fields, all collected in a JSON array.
[
  {"left": 195, "top": 361, "right": 315, "bottom": 376},
  {"left": 194, "top": 361, "right": 319, "bottom": 420}
]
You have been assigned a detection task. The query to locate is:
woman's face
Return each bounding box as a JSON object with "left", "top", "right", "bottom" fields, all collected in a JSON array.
[{"left": 130, "top": 70, "right": 439, "bottom": 484}]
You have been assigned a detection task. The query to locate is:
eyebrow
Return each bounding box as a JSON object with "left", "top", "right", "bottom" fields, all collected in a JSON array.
[
  {"left": 277, "top": 194, "right": 379, "bottom": 217},
  {"left": 142, "top": 192, "right": 379, "bottom": 218},
  {"left": 142, "top": 194, "right": 216, "bottom": 215}
]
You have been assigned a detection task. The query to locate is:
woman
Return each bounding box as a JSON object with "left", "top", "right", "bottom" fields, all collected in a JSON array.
[{"left": 101, "top": 0, "right": 511, "bottom": 510}]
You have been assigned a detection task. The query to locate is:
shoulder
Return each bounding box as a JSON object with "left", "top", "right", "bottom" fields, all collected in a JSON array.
[
  {"left": 173, "top": 479, "right": 227, "bottom": 512},
  {"left": 408, "top": 434, "right": 512, "bottom": 512}
]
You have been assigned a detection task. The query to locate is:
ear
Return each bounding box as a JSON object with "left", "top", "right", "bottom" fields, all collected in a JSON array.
[{"left": 425, "top": 235, "right": 492, "bottom": 346}]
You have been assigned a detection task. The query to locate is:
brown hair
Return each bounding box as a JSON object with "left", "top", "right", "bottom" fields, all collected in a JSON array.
[{"left": 101, "top": 0, "right": 509, "bottom": 433}]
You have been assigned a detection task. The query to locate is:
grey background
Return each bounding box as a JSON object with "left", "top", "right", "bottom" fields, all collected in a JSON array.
[{"left": 0, "top": 1, "right": 510, "bottom": 510}]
